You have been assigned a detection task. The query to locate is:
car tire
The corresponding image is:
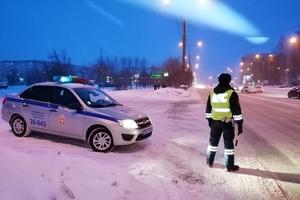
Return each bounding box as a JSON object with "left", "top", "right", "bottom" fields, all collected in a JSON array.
[
  {"left": 11, "top": 116, "right": 31, "bottom": 137},
  {"left": 88, "top": 128, "right": 114, "bottom": 153}
]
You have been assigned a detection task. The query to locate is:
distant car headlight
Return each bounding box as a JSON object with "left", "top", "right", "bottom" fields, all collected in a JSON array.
[
  {"left": 118, "top": 119, "right": 138, "bottom": 129},
  {"left": 238, "top": 86, "right": 244, "bottom": 90}
]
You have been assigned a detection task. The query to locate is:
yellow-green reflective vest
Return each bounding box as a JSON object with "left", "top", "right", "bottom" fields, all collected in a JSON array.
[{"left": 210, "top": 89, "right": 234, "bottom": 120}]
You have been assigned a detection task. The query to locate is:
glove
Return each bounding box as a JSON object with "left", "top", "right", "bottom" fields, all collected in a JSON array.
[
  {"left": 236, "top": 120, "right": 243, "bottom": 135},
  {"left": 207, "top": 118, "right": 212, "bottom": 128},
  {"left": 237, "top": 124, "right": 243, "bottom": 135}
]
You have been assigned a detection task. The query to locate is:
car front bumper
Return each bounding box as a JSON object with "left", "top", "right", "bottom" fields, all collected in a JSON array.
[{"left": 114, "top": 125, "right": 153, "bottom": 146}]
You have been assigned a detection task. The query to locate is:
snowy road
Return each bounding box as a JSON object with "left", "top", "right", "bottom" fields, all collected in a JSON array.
[
  {"left": 237, "top": 92, "right": 300, "bottom": 200},
  {"left": 0, "top": 87, "right": 299, "bottom": 200}
]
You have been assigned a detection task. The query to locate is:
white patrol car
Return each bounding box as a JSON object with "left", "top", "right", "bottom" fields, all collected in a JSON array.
[{"left": 1, "top": 77, "right": 152, "bottom": 152}]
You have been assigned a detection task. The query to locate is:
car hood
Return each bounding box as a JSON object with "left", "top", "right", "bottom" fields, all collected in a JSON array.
[{"left": 92, "top": 106, "right": 148, "bottom": 121}]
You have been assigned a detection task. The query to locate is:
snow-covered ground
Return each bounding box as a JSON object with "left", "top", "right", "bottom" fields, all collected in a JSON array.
[{"left": 0, "top": 86, "right": 299, "bottom": 200}]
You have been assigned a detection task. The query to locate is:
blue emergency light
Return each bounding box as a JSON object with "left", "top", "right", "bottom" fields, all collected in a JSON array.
[
  {"left": 53, "top": 76, "right": 73, "bottom": 83},
  {"left": 53, "top": 76, "right": 89, "bottom": 84}
]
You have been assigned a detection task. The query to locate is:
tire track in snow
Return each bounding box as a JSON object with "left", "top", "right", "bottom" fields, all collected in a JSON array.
[{"left": 242, "top": 119, "right": 300, "bottom": 200}]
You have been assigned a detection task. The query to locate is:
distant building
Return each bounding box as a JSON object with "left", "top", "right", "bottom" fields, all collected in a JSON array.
[{"left": 240, "top": 53, "right": 282, "bottom": 85}]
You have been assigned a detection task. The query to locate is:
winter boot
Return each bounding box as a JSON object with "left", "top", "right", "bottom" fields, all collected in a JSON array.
[
  {"left": 207, "top": 151, "right": 216, "bottom": 167},
  {"left": 225, "top": 154, "right": 239, "bottom": 172}
]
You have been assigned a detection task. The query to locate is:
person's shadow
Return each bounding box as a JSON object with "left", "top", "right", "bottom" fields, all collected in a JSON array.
[{"left": 213, "top": 163, "right": 300, "bottom": 184}]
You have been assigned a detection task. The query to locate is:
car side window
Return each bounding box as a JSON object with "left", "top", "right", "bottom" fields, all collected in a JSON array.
[
  {"left": 20, "top": 88, "right": 33, "bottom": 99},
  {"left": 53, "top": 87, "right": 81, "bottom": 109},
  {"left": 20, "top": 86, "right": 53, "bottom": 103}
]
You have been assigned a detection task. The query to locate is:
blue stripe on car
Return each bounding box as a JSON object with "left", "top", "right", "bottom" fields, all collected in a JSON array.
[
  {"left": 7, "top": 97, "right": 24, "bottom": 103},
  {"left": 77, "top": 111, "right": 119, "bottom": 123},
  {"left": 6, "top": 97, "right": 118, "bottom": 123}
]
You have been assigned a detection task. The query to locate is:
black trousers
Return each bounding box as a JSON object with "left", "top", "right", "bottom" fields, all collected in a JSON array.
[{"left": 209, "top": 120, "right": 235, "bottom": 150}]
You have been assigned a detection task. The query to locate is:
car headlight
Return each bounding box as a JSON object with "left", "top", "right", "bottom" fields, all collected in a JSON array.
[{"left": 118, "top": 119, "right": 138, "bottom": 129}]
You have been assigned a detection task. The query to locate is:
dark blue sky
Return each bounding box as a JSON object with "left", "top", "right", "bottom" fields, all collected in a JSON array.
[{"left": 1, "top": 0, "right": 300, "bottom": 80}]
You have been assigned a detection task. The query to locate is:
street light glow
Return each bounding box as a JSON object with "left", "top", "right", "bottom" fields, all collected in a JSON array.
[
  {"left": 118, "top": 0, "right": 266, "bottom": 44},
  {"left": 255, "top": 54, "right": 260, "bottom": 59},
  {"left": 289, "top": 36, "right": 298, "bottom": 45},
  {"left": 198, "top": 0, "right": 211, "bottom": 5},
  {"left": 162, "top": 0, "right": 171, "bottom": 5},
  {"left": 240, "top": 62, "right": 244, "bottom": 66},
  {"left": 196, "top": 55, "right": 200, "bottom": 60},
  {"left": 178, "top": 42, "right": 183, "bottom": 47},
  {"left": 197, "top": 41, "right": 203, "bottom": 47}
]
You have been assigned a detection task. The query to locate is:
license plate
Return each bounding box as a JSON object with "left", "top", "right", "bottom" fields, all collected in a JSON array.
[{"left": 143, "top": 128, "right": 152, "bottom": 135}]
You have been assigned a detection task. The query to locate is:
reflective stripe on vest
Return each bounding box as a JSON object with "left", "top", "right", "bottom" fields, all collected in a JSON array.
[{"left": 210, "top": 90, "right": 233, "bottom": 120}]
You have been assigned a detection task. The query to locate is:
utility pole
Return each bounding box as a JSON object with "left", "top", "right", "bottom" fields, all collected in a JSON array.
[
  {"left": 188, "top": 54, "right": 192, "bottom": 71},
  {"left": 189, "top": 53, "right": 193, "bottom": 87},
  {"left": 182, "top": 19, "right": 187, "bottom": 71}
]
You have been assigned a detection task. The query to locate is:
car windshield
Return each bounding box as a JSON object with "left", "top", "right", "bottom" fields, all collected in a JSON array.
[{"left": 74, "top": 88, "right": 120, "bottom": 108}]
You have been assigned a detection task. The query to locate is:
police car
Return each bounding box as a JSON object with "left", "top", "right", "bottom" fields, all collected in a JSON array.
[{"left": 1, "top": 76, "right": 153, "bottom": 152}]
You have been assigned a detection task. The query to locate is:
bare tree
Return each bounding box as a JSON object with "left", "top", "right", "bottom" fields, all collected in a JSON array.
[{"left": 44, "top": 50, "right": 74, "bottom": 80}]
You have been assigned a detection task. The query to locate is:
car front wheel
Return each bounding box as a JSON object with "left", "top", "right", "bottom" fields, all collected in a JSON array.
[
  {"left": 11, "top": 116, "right": 31, "bottom": 137},
  {"left": 88, "top": 128, "right": 114, "bottom": 152}
]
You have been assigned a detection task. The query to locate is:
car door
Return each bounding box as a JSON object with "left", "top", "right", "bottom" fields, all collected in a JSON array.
[
  {"left": 48, "top": 86, "right": 84, "bottom": 138},
  {"left": 19, "top": 86, "right": 52, "bottom": 131}
]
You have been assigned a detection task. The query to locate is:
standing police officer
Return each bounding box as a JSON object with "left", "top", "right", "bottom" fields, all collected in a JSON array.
[{"left": 205, "top": 73, "right": 243, "bottom": 171}]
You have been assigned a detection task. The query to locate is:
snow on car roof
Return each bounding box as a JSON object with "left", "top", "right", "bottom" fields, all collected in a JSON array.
[{"left": 32, "top": 82, "right": 94, "bottom": 89}]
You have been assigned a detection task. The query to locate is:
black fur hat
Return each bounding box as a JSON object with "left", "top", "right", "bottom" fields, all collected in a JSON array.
[{"left": 218, "top": 73, "right": 232, "bottom": 85}]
